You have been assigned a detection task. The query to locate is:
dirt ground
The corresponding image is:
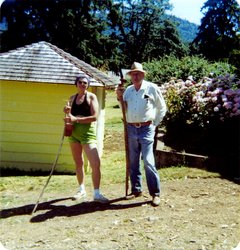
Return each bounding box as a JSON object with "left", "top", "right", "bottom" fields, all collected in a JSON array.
[{"left": 0, "top": 177, "right": 240, "bottom": 250}]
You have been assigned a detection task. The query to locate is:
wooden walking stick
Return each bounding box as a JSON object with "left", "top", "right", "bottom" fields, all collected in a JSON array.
[
  {"left": 31, "top": 131, "right": 65, "bottom": 215},
  {"left": 31, "top": 101, "right": 72, "bottom": 215},
  {"left": 118, "top": 69, "right": 130, "bottom": 196}
]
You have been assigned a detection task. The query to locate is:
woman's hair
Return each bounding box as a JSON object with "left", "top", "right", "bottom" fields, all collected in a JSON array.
[{"left": 75, "top": 74, "right": 90, "bottom": 86}]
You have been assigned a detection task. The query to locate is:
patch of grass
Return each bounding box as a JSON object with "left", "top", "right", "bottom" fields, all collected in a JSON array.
[
  {"left": 105, "top": 120, "right": 123, "bottom": 131},
  {"left": 101, "top": 151, "right": 126, "bottom": 184},
  {"left": 0, "top": 175, "right": 77, "bottom": 193},
  {"left": 101, "top": 148, "right": 220, "bottom": 185},
  {"left": 159, "top": 166, "right": 220, "bottom": 181},
  {"left": 105, "top": 90, "right": 123, "bottom": 131}
]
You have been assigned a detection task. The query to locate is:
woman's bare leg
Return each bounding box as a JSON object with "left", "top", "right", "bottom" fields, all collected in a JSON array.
[
  {"left": 83, "top": 144, "right": 100, "bottom": 189},
  {"left": 70, "top": 142, "right": 84, "bottom": 186}
]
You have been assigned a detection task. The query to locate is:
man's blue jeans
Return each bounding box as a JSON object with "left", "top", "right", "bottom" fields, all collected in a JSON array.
[{"left": 127, "top": 124, "right": 160, "bottom": 197}]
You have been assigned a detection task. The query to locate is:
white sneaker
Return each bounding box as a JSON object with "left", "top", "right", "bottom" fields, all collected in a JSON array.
[
  {"left": 72, "top": 190, "right": 87, "bottom": 200},
  {"left": 94, "top": 193, "right": 109, "bottom": 204}
]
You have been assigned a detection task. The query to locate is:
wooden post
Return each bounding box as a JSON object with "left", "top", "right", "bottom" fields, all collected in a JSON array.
[{"left": 119, "top": 70, "right": 130, "bottom": 196}]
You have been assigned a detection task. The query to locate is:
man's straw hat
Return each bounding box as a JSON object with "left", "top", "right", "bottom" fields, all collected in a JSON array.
[{"left": 127, "top": 62, "right": 146, "bottom": 75}]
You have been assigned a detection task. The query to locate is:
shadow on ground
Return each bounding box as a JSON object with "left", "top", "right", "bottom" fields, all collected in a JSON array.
[{"left": 0, "top": 196, "right": 151, "bottom": 223}]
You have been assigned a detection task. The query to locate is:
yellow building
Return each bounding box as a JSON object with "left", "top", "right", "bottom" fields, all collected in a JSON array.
[{"left": 0, "top": 41, "right": 117, "bottom": 173}]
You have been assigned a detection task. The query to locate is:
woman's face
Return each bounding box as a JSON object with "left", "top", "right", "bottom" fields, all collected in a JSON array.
[{"left": 76, "top": 77, "right": 89, "bottom": 91}]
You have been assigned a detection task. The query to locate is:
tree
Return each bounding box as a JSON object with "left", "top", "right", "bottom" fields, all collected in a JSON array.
[
  {"left": 1, "top": 0, "right": 186, "bottom": 70},
  {"left": 147, "top": 19, "right": 188, "bottom": 60},
  {"left": 107, "top": 0, "right": 186, "bottom": 67},
  {"left": 192, "top": 0, "right": 240, "bottom": 64},
  {"left": 0, "top": 0, "right": 120, "bottom": 69}
]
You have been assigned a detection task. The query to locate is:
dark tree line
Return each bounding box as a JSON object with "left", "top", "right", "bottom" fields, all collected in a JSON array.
[
  {"left": 1, "top": 0, "right": 239, "bottom": 71},
  {"left": 0, "top": 0, "right": 121, "bottom": 68},
  {"left": 0, "top": 0, "right": 186, "bottom": 70}
]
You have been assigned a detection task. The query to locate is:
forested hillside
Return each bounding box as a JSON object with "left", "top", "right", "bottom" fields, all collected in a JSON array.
[{"left": 168, "top": 16, "right": 198, "bottom": 43}]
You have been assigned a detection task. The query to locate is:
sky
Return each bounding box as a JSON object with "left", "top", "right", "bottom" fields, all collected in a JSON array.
[{"left": 169, "top": 0, "right": 240, "bottom": 25}]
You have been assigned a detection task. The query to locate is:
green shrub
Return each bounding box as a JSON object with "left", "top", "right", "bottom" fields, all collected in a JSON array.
[{"left": 144, "top": 55, "right": 236, "bottom": 84}]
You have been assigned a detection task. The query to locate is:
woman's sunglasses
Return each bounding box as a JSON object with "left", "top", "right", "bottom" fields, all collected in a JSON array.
[{"left": 78, "top": 81, "right": 88, "bottom": 85}]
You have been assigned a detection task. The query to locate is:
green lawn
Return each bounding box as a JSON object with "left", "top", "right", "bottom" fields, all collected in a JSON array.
[{"left": 105, "top": 90, "right": 123, "bottom": 131}]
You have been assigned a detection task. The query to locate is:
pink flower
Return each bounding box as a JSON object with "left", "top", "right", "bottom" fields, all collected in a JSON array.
[
  {"left": 221, "top": 95, "right": 228, "bottom": 102},
  {"left": 213, "top": 88, "right": 223, "bottom": 95},
  {"left": 224, "top": 89, "right": 235, "bottom": 97},
  {"left": 235, "top": 110, "right": 240, "bottom": 116},
  {"left": 234, "top": 97, "right": 240, "bottom": 103},
  {"left": 211, "top": 96, "right": 218, "bottom": 102},
  {"left": 223, "top": 101, "right": 233, "bottom": 110},
  {"left": 234, "top": 103, "right": 240, "bottom": 109}
]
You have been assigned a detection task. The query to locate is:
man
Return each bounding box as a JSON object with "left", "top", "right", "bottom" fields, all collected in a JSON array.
[{"left": 116, "top": 62, "right": 167, "bottom": 206}]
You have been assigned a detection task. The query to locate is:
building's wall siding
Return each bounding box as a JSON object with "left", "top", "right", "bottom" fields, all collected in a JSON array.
[{"left": 0, "top": 80, "right": 105, "bottom": 173}]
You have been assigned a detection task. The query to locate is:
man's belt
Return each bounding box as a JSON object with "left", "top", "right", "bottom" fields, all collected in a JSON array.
[{"left": 128, "top": 121, "right": 152, "bottom": 128}]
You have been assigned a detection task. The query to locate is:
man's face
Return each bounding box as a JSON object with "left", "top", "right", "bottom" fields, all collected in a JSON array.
[{"left": 130, "top": 71, "right": 144, "bottom": 84}]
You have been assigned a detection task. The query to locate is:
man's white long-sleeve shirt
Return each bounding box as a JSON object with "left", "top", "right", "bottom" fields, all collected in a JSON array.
[{"left": 123, "top": 80, "right": 167, "bottom": 126}]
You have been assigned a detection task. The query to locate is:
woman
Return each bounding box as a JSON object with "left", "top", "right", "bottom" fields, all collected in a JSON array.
[{"left": 63, "top": 75, "right": 109, "bottom": 203}]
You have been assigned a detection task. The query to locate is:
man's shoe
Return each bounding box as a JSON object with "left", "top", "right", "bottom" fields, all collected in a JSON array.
[
  {"left": 125, "top": 192, "right": 142, "bottom": 200},
  {"left": 94, "top": 193, "right": 109, "bottom": 204},
  {"left": 72, "top": 190, "right": 87, "bottom": 200},
  {"left": 152, "top": 196, "right": 160, "bottom": 206}
]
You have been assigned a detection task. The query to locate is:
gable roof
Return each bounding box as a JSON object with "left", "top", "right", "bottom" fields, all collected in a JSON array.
[{"left": 0, "top": 41, "right": 118, "bottom": 87}]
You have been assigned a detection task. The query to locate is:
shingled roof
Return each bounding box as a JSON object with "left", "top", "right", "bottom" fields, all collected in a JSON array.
[{"left": 0, "top": 41, "right": 118, "bottom": 87}]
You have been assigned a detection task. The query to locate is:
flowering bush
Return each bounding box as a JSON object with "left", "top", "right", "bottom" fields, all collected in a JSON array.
[
  {"left": 160, "top": 74, "right": 240, "bottom": 128},
  {"left": 160, "top": 74, "right": 240, "bottom": 158}
]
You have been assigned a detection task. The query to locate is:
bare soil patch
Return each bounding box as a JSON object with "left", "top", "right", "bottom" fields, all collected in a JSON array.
[
  {"left": 104, "top": 130, "right": 124, "bottom": 151},
  {"left": 1, "top": 178, "right": 239, "bottom": 250}
]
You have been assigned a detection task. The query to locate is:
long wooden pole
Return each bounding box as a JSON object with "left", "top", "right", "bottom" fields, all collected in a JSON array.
[
  {"left": 119, "top": 69, "right": 130, "bottom": 196},
  {"left": 31, "top": 131, "right": 65, "bottom": 214},
  {"left": 32, "top": 101, "right": 72, "bottom": 215}
]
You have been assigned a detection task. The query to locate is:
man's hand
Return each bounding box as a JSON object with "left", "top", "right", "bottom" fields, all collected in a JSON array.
[{"left": 115, "top": 85, "right": 125, "bottom": 100}]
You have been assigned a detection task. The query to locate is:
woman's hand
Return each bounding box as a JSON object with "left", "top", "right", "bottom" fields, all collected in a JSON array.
[
  {"left": 63, "top": 104, "right": 71, "bottom": 114},
  {"left": 64, "top": 114, "right": 78, "bottom": 123}
]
